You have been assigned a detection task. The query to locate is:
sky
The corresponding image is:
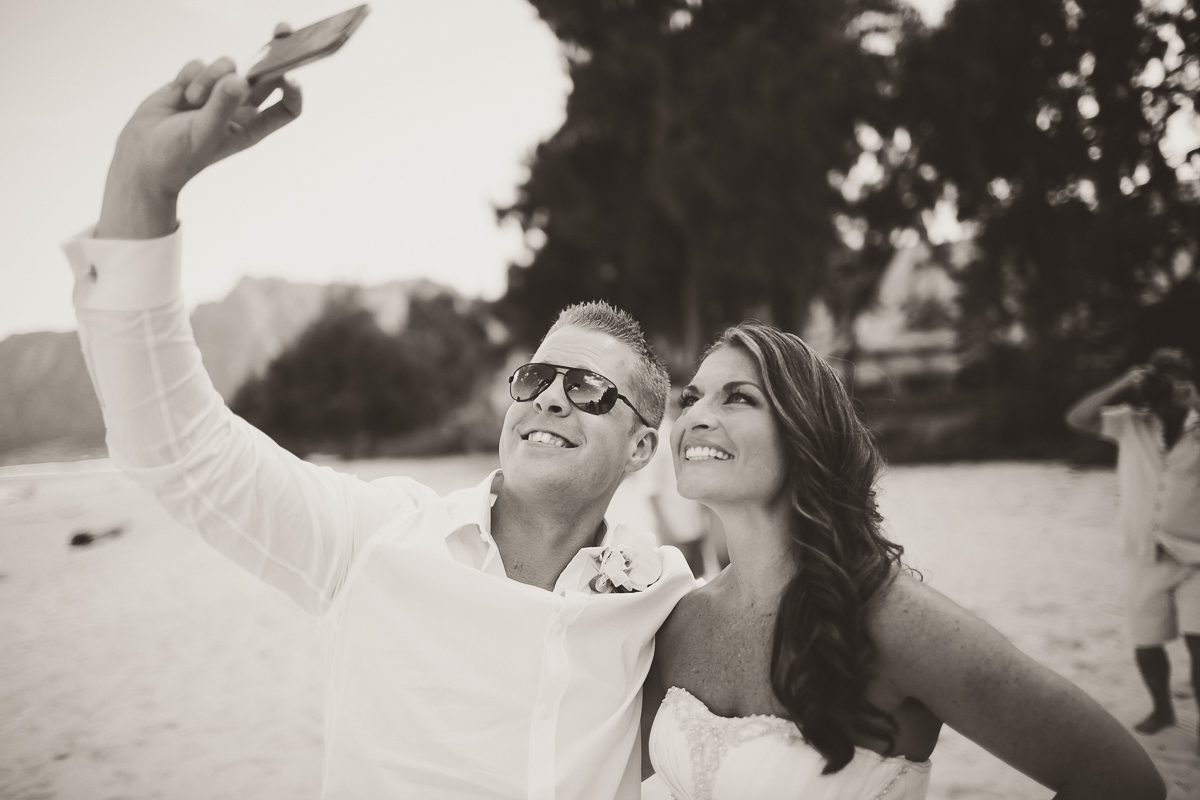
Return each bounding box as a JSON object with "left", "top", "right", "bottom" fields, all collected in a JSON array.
[{"left": 0, "top": 0, "right": 952, "bottom": 342}]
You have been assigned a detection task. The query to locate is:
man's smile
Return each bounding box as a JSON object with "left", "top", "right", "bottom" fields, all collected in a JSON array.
[{"left": 522, "top": 429, "right": 578, "bottom": 448}]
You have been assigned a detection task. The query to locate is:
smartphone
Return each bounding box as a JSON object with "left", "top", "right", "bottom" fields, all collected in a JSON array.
[{"left": 245, "top": 4, "right": 370, "bottom": 85}]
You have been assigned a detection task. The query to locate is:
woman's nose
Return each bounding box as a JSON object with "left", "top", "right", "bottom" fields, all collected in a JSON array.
[{"left": 682, "top": 400, "right": 715, "bottom": 429}]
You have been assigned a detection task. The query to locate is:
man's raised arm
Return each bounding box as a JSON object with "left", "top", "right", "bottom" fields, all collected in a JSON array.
[
  {"left": 1064, "top": 367, "right": 1146, "bottom": 438},
  {"left": 68, "top": 47, "right": 410, "bottom": 615},
  {"left": 97, "top": 43, "right": 300, "bottom": 240}
]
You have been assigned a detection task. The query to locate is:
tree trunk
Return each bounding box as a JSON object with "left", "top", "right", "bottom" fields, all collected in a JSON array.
[{"left": 682, "top": 262, "right": 703, "bottom": 366}]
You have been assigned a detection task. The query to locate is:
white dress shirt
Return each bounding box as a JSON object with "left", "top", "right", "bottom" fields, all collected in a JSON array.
[
  {"left": 62, "top": 225, "right": 696, "bottom": 800},
  {"left": 1101, "top": 404, "right": 1200, "bottom": 564}
]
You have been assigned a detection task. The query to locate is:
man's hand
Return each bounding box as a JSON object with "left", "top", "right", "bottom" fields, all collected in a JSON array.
[
  {"left": 1118, "top": 365, "right": 1152, "bottom": 391},
  {"left": 96, "top": 24, "right": 303, "bottom": 240}
]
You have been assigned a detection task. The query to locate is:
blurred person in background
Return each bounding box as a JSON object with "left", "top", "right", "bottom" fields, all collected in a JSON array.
[
  {"left": 641, "top": 321, "right": 1164, "bottom": 800},
  {"left": 60, "top": 36, "right": 698, "bottom": 798},
  {"left": 646, "top": 390, "right": 727, "bottom": 580},
  {"left": 1066, "top": 347, "right": 1200, "bottom": 746}
]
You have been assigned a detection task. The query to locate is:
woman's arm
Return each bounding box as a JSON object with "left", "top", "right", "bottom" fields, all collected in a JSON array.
[{"left": 871, "top": 574, "right": 1164, "bottom": 800}]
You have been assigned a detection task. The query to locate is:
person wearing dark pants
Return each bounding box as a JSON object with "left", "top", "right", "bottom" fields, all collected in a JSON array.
[{"left": 1066, "top": 348, "right": 1200, "bottom": 745}]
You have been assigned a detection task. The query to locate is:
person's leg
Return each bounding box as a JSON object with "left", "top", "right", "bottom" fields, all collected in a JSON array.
[
  {"left": 1127, "top": 556, "right": 1183, "bottom": 733},
  {"left": 1174, "top": 564, "right": 1200, "bottom": 748},
  {"left": 1133, "top": 646, "right": 1174, "bottom": 732},
  {"left": 1185, "top": 637, "right": 1200, "bottom": 740}
]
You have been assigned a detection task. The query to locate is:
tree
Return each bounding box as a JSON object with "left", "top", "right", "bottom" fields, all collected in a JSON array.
[
  {"left": 893, "top": 0, "right": 1200, "bottom": 448},
  {"left": 501, "top": 0, "right": 919, "bottom": 369},
  {"left": 232, "top": 290, "right": 500, "bottom": 458}
]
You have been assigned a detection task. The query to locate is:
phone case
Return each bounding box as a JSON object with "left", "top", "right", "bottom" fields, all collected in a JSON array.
[{"left": 246, "top": 5, "right": 370, "bottom": 85}]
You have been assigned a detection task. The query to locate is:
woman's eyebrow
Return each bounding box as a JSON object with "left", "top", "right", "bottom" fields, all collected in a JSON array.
[{"left": 724, "top": 380, "right": 763, "bottom": 392}]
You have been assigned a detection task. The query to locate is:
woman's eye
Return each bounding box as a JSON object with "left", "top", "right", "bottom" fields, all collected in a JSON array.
[
  {"left": 678, "top": 393, "right": 698, "bottom": 409},
  {"left": 727, "top": 391, "right": 754, "bottom": 405}
]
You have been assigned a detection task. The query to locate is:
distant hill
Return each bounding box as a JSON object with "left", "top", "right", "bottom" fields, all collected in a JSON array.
[
  {"left": 194, "top": 276, "right": 452, "bottom": 400},
  {"left": 0, "top": 330, "right": 107, "bottom": 462},
  {"left": 0, "top": 277, "right": 457, "bottom": 465}
]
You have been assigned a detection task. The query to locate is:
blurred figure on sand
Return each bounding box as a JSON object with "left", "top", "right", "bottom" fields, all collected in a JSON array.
[
  {"left": 646, "top": 393, "right": 727, "bottom": 580},
  {"left": 1066, "top": 347, "right": 1200, "bottom": 746}
]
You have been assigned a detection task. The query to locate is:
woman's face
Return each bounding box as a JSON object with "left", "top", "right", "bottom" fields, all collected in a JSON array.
[{"left": 671, "top": 345, "right": 789, "bottom": 507}]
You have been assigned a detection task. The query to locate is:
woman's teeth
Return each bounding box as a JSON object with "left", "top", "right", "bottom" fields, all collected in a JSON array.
[{"left": 684, "top": 446, "right": 732, "bottom": 461}]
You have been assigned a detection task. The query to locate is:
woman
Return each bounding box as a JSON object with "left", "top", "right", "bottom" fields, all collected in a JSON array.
[{"left": 642, "top": 321, "right": 1163, "bottom": 800}]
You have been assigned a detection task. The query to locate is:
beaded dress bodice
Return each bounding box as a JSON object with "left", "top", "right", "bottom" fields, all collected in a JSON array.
[{"left": 648, "top": 687, "right": 931, "bottom": 800}]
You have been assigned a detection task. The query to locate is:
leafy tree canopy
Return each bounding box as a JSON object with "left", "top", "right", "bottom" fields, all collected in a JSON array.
[
  {"left": 892, "top": 0, "right": 1200, "bottom": 442},
  {"left": 232, "top": 290, "right": 500, "bottom": 458},
  {"left": 501, "top": 0, "right": 919, "bottom": 369}
]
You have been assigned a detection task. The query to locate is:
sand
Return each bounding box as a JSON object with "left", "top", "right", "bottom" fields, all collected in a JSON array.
[{"left": 0, "top": 457, "right": 1196, "bottom": 799}]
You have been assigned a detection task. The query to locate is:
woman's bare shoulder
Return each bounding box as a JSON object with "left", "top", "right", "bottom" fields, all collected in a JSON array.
[
  {"left": 869, "top": 569, "right": 972, "bottom": 634},
  {"left": 656, "top": 576, "right": 750, "bottom": 675},
  {"left": 659, "top": 579, "right": 722, "bottom": 640},
  {"left": 866, "top": 570, "right": 1008, "bottom": 683}
]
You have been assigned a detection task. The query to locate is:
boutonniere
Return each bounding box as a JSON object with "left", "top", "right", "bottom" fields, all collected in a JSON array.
[{"left": 588, "top": 532, "right": 662, "bottom": 594}]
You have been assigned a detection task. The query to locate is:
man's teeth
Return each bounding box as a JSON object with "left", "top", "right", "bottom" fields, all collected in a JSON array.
[
  {"left": 685, "top": 446, "right": 732, "bottom": 461},
  {"left": 527, "top": 431, "right": 570, "bottom": 448}
]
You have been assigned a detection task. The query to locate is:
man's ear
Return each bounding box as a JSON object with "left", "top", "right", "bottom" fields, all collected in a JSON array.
[{"left": 625, "top": 427, "right": 659, "bottom": 475}]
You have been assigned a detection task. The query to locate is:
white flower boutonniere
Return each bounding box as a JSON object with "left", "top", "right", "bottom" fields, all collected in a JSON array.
[{"left": 588, "top": 532, "right": 662, "bottom": 594}]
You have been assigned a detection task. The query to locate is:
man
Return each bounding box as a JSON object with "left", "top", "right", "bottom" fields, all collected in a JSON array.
[
  {"left": 1066, "top": 347, "right": 1200, "bottom": 744},
  {"left": 64, "top": 51, "right": 694, "bottom": 799}
]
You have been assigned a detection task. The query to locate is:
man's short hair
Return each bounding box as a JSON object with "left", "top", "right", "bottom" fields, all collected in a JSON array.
[
  {"left": 1150, "top": 347, "right": 1194, "bottom": 381},
  {"left": 544, "top": 301, "right": 670, "bottom": 429}
]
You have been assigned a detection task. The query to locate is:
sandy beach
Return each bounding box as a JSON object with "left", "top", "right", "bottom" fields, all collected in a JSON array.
[{"left": 1, "top": 457, "right": 1196, "bottom": 799}]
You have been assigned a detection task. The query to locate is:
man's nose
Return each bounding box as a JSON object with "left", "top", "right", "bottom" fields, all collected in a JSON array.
[{"left": 535, "top": 375, "right": 571, "bottom": 416}]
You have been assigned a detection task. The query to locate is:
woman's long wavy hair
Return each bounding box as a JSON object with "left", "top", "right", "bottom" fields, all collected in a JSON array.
[{"left": 711, "top": 321, "right": 905, "bottom": 774}]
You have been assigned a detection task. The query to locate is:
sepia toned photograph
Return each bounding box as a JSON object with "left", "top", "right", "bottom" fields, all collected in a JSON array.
[{"left": 2, "top": 0, "right": 1199, "bottom": 798}]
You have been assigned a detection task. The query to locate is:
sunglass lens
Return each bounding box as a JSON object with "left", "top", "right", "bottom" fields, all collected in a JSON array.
[
  {"left": 510, "top": 364, "right": 555, "bottom": 402},
  {"left": 510, "top": 364, "right": 620, "bottom": 416},
  {"left": 565, "top": 369, "right": 617, "bottom": 414}
]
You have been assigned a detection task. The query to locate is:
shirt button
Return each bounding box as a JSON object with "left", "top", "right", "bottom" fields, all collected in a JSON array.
[
  {"left": 540, "top": 705, "right": 553, "bottom": 719},
  {"left": 551, "top": 623, "right": 564, "bottom": 636}
]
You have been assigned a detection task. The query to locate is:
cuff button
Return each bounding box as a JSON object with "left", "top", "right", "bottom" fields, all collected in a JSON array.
[{"left": 87, "top": 264, "right": 98, "bottom": 281}]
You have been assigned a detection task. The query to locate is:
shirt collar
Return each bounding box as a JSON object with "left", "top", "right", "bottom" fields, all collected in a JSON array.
[
  {"left": 443, "top": 469, "right": 624, "bottom": 592},
  {"left": 444, "top": 469, "right": 504, "bottom": 541},
  {"left": 444, "top": 468, "right": 612, "bottom": 545}
]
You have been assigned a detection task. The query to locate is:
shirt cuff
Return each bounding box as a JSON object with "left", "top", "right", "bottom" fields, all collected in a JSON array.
[
  {"left": 1099, "top": 403, "right": 1130, "bottom": 441},
  {"left": 62, "top": 224, "right": 183, "bottom": 311}
]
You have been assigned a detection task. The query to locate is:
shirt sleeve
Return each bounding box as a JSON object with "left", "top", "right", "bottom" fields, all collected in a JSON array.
[
  {"left": 63, "top": 224, "right": 416, "bottom": 615},
  {"left": 1099, "top": 404, "right": 1132, "bottom": 443}
]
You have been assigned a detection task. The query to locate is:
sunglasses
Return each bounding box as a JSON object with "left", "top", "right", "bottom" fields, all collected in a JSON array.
[{"left": 508, "top": 362, "right": 652, "bottom": 428}]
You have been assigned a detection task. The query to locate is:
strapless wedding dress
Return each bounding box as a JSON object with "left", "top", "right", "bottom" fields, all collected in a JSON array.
[{"left": 649, "top": 687, "right": 931, "bottom": 800}]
